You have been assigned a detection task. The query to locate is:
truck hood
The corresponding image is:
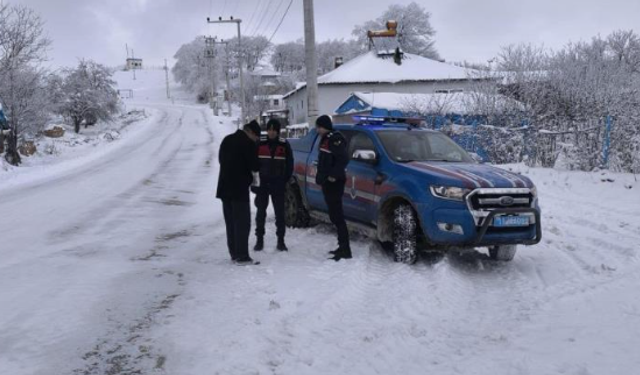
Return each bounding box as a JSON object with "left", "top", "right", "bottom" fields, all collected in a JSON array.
[{"left": 404, "top": 162, "right": 534, "bottom": 189}]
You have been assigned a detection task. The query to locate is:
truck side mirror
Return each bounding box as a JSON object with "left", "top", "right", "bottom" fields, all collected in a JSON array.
[
  {"left": 469, "top": 153, "right": 484, "bottom": 164},
  {"left": 353, "top": 149, "right": 378, "bottom": 164}
]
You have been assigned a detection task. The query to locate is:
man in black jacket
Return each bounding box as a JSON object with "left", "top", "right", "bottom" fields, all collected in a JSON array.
[
  {"left": 253, "top": 119, "right": 294, "bottom": 252},
  {"left": 315, "top": 115, "right": 352, "bottom": 261},
  {"left": 216, "top": 121, "right": 262, "bottom": 265}
]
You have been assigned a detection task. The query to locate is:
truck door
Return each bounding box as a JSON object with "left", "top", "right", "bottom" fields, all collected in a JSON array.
[
  {"left": 304, "top": 132, "right": 328, "bottom": 212},
  {"left": 343, "top": 131, "right": 380, "bottom": 225}
]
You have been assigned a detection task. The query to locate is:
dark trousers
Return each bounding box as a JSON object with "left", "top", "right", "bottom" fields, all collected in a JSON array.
[
  {"left": 322, "top": 180, "right": 351, "bottom": 252},
  {"left": 222, "top": 199, "right": 251, "bottom": 260},
  {"left": 254, "top": 184, "right": 286, "bottom": 239}
]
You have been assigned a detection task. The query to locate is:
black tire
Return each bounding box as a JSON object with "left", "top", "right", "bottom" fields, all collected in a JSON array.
[
  {"left": 392, "top": 203, "right": 418, "bottom": 264},
  {"left": 489, "top": 245, "right": 517, "bottom": 261},
  {"left": 284, "top": 182, "right": 310, "bottom": 228}
]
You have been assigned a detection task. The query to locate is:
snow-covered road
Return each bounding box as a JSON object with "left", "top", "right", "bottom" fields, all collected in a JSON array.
[{"left": 1, "top": 72, "right": 639, "bottom": 375}]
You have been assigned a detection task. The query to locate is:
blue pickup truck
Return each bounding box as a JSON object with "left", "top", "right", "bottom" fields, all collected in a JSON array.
[{"left": 285, "top": 117, "right": 541, "bottom": 263}]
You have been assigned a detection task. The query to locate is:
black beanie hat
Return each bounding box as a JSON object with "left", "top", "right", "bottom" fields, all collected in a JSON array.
[
  {"left": 266, "top": 119, "right": 281, "bottom": 132},
  {"left": 315, "top": 115, "right": 333, "bottom": 130},
  {"left": 244, "top": 120, "right": 262, "bottom": 137}
]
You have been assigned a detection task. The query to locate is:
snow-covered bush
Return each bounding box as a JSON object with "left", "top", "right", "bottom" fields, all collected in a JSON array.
[
  {"left": 464, "top": 31, "right": 640, "bottom": 172},
  {"left": 51, "top": 60, "right": 119, "bottom": 134}
]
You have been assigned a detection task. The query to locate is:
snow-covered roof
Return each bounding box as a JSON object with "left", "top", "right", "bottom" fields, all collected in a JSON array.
[
  {"left": 250, "top": 67, "right": 281, "bottom": 77},
  {"left": 320, "top": 52, "right": 475, "bottom": 85},
  {"left": 284, "top": 52, "right": 481, "bottom": 99},
  {"left": 337, "top": 91, "right": 521, "bottom": 115},
  {"left": 254, "top": 94, "right": 283, "bottom": 100}
]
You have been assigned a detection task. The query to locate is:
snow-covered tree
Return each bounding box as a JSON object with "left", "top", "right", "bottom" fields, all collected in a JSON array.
[
  {"left": 0, "top": 4, "right": 51, "bottom": 165},
  {"left": 172, "top": 37, "right": 217, "bottom": 102},
  {"left": 53, "top": 60, "right": 119, "bottom": 134},
  {"left": 352, "top": 2, "right": 440, "bottom": 60},
  {"left": 317, "top": 39, "right": 363, "bottom": 74},
  {"left": 227, "top": 35, "right": 272, "bottom": 72},
  {"left": 271, "top": 40, "right": 305, "bottom": 73}
]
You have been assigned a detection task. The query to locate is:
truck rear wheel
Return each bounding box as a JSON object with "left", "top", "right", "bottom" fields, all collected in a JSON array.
[
  {"left": 392, "top": 203, "right": 418, "bottom": 264},
  {"left": 489, "top": 245, "right": 517, "bottom": 261},
  {"left": 285, "top": 182, "right": 310, "bottom": 228}
]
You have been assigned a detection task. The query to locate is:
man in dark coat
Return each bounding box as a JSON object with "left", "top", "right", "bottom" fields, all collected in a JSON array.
[
  {"left": 216, "top": 120, "right": 262, "bottom": 265},
  {"left": 253, "top": 119, "right": 294, "bottom": 251},
  {"left": 315, "top": 115, "right": 352, "bottom": 261}
]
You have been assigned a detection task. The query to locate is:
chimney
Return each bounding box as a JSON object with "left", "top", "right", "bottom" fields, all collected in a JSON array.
[{"left": 334, "top": 56, "right": 344, "bottom": 69}]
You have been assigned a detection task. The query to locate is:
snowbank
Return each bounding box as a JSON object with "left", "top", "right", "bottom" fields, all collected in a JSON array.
[{"left": 0, "top": 109, "right": 159, "bottom": 193}]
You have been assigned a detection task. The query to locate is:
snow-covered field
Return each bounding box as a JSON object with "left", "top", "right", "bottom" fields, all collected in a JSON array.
[{"left": 1, "top": 69, "right": 639, "bottom": 375}]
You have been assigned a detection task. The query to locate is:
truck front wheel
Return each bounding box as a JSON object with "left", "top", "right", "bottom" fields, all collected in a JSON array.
[
  {"left": 284, "top": 182, "right": 310, "bottom": 228},
  {"left": 489, "top": 245, "right": 517, "bottom": 261},
  {"left": 393, "top": 204, "right": 418, "bottom": 264}
]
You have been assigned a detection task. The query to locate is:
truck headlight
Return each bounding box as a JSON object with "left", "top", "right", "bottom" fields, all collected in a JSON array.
[
  {"left": 430, "top": 186, "right": 471, "bottom": 201},
  {"left": 530, "top": 186, "right": 537, "bottom": 197}
]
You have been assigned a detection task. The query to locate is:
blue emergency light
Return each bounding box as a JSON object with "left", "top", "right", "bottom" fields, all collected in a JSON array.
[{"left": 352, "top": 115, "right": 425, "bottom": 127}]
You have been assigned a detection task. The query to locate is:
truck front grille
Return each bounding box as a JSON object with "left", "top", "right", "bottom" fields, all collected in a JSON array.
[
  {"left": 465, "top": 188, "right": 536, "bottom": 227},
  {"left": 469, "top": 193, "right": 532, "bottom": 210}
]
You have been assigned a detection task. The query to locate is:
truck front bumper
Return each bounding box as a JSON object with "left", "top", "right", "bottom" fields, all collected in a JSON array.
[{"left": 420, "top": 205, "right": 542, "bottom": 248}]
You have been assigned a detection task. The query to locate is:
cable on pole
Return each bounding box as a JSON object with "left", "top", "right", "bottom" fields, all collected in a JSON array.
[{"left": 268, "top": 0, "right": 294, "bottom": 43}]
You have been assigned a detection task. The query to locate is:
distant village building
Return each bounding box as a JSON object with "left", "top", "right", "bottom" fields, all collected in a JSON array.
[
  {"left": 250, "top": 67, "right": 281, "bottom": 89},
  {"left": 254, "top": 94, "right": 285, "bottom": 111},
  {"left": 283, "top": 51, "right": 489, "bottom": 125},
  {"left": 254, "top": 94, "right": 288, "bottom": 127},
  {"left": 126, "top": 58, "right": 143, "bottom": 70}
]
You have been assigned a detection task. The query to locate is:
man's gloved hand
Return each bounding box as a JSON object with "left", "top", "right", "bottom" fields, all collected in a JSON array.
[{"left": 327, "top": 176, "right": 336, "bottom": 183}]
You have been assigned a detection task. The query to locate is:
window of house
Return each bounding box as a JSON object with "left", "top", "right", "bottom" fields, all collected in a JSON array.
[{"left": 274, "top": 99, "right": 280, "bottom": 106}]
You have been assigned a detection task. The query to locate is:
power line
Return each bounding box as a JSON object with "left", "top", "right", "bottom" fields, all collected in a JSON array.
[
  {"left": 230, "top": 0, "right": 241, "bottom": 18},
  {"left": 262, "top": 0, "right": 287, "bottom": 38},
  {"left": 246, "top": 0, "right": 263, "bottom": 32},
  {"left": 220, "top": 0, "right": 228, "bottom": 16},
  {"left": 247, "top": 0, "right": 269, "bottom": 35},
  {"left": 252, "top": 0, "right": 282, "bottom": 36},
  {"left": 250, "top": 0, "right": 275, "bottom": 36},
  {"left": 267, "top": 0, "right": 294, "bottom": 43}
]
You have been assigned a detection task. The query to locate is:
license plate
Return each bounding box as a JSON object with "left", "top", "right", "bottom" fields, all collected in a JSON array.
[{"left": 493, "top": 215, "right": 530, "bottom": 227}]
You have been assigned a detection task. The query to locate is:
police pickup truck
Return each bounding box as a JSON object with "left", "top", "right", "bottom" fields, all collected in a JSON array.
[{"left": 284, "top": 117, "right": 541, "bottom": 264}]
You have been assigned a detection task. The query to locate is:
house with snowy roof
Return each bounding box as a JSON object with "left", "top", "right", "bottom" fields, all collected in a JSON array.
[
  {"left": 283, "top": 51, "right": 490, "bottom": 124},
  {"left": 333, "top": 91, "right": 520, "bottom": 123}
]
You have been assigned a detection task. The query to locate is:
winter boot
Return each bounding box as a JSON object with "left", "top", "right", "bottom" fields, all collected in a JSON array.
[
  {"left": 329, "top": 248, "right": 353, "bottom": 261},
  {"left": 277, "top": 237, "right": 288, "bottom": 251},
  {"left": 328, "top": 247, "right": 341, "bottom": 255},
  {"left": 253, "top": 236, "right": 264, "bottom": 251},
  {"left": 234, "top": 257, "right": 260, "bottom": 266}
]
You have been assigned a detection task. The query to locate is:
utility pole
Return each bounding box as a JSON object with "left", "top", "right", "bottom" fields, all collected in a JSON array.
[
  {"left": 204, "top": 36, "right": 219, "bottom": 116},
  {"left": 207, "top": 16, "right": 245, "bottom": 124},
  {"left": 164, "top": 59, "right": 170, "bottom": 99},
  {"left": 303, "top": 0, "right": 319, "bottom": 126},
  {"left": 212, "top": 39, "right": 232, "bottom": 117},
  {"left": 224, "top": 43, "right": 232, "bottom": 117}
]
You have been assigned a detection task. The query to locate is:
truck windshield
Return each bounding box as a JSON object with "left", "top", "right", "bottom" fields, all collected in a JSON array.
[{"left": 376, "top": 130, "right": 473, "bottom": 163}]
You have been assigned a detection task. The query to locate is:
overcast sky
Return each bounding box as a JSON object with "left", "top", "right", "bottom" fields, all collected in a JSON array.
[{"left": 14, "top": 0, "right": 640, "bottom": 69}]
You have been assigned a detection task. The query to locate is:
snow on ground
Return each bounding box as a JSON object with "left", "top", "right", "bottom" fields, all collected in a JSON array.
[
  {"left": 0, "top": 110, "right": 157, "bottom": 192},
  {"left": 1, "top": 69, "right": 640, "bottom": 375}
]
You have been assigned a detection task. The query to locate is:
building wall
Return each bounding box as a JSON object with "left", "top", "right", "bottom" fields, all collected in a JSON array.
[{"left": 285, "top": 80, "right": 479, "bottom": 124}]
